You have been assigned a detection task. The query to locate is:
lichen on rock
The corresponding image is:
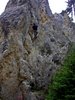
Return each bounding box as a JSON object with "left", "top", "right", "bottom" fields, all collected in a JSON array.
[{"left": 0, "top": 0, "right": 75, "bottom": 100}]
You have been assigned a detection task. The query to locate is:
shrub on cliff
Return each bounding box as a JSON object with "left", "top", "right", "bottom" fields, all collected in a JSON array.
[{"left": 46, "top": 43, "right": 75, "bottom": 100}]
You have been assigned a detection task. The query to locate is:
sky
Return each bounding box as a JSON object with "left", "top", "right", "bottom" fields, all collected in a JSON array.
[
  {"left": 0, "top": 0, "right": 9, "bottom": 15},
  {"left": 0, "top": 0, "right": 67, "bottom": 15},
  {"left": 49, "top": 0, "right": 67, "bottom": 13}
]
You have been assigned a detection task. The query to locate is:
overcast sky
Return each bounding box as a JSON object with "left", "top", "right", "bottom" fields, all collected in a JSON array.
[
  {"left": 0, "top": 0, "right": 67, "bottom": 15},
  {"left": 49, "top": 0, "right": 67, "bottom": 13},
  {"left": 0, "top": 0, "right": 8, "bottom": 15}
]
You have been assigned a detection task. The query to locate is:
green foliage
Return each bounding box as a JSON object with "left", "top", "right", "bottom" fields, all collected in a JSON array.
[{"left": 46, "top": 43, "right": 75, "bottom": 100}]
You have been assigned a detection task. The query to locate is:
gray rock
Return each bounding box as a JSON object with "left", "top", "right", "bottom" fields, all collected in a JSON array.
[{"left": 0, "top": 0, "right": 75, "bottom": 100}]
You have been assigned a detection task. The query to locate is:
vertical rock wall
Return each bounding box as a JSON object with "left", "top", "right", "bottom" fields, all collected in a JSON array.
[{"left": 0, "top": 0, "right": 75, "bottom": 100}]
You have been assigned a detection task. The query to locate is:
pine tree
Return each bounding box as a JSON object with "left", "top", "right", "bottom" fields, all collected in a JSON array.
[
  {"left": 66, "top": 0, "right": 75, "bottom": 18},
  {"left": 46, "top": 44, "right": 75, "bottom": 100}
]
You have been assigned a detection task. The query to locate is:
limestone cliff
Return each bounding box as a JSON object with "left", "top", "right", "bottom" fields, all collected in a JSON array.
[{"left": 0, "top": 0, "right": 75, "bottom": 100}]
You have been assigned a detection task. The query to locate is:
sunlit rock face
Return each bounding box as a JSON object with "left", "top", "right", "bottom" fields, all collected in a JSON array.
[{"left": 0, "top": 0, "right": 75, "bottom": 100}]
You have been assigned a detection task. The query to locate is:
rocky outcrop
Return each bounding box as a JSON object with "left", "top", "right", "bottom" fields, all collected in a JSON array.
[{"left": 0, "top": 0, "right": 75, "bottom": 100}]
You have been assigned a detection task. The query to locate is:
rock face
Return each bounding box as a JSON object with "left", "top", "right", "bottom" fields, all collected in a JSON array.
[{"left": 0, "top": 0, "right": 75, "bottom": 100}]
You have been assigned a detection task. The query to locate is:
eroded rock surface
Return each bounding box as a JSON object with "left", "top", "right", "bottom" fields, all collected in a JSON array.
[{"left": 0, "top": 0, "right": 75, "bottom": 100}]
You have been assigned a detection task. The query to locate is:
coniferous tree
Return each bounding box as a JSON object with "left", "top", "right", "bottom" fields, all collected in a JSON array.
[
  {"left": 66, "top": 0, "right": 75, "bottom": 17},
  {"left": 46, "top": 44, "right": 75, "bottom": 100}
]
